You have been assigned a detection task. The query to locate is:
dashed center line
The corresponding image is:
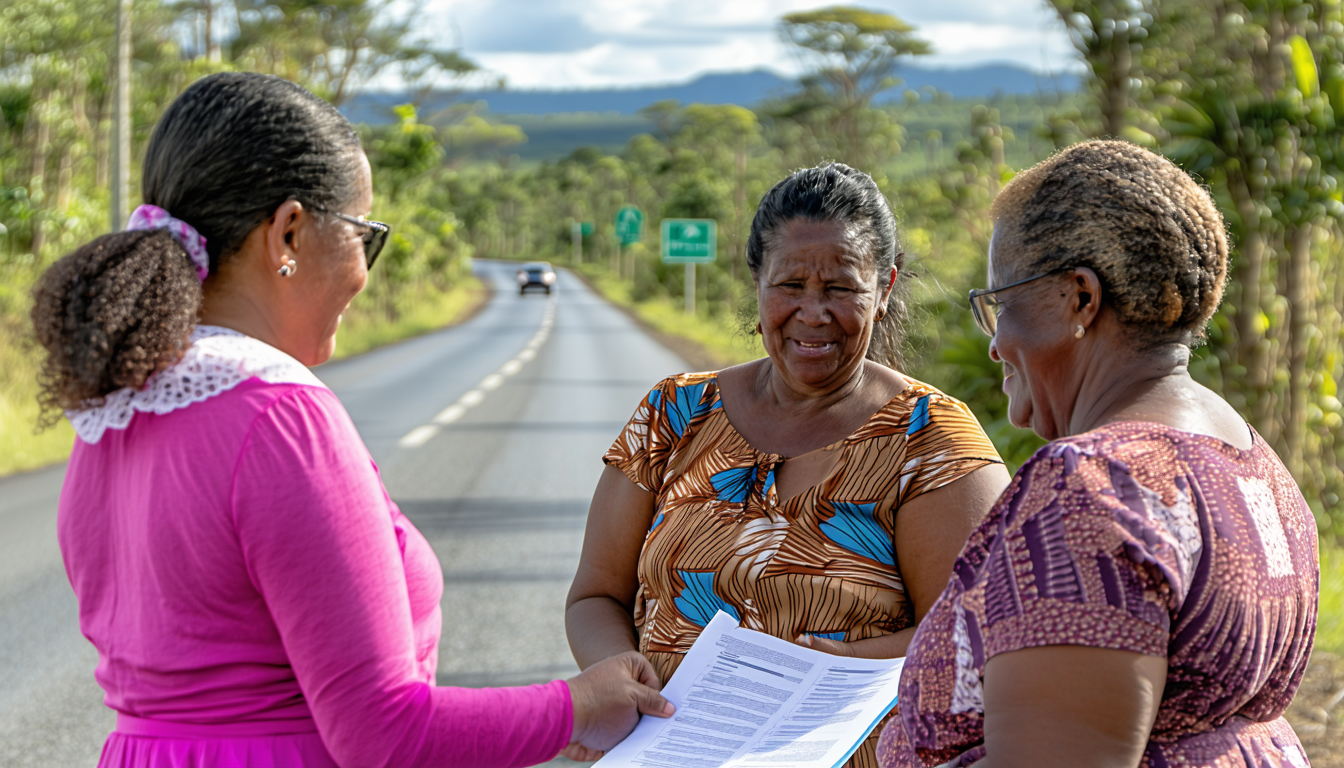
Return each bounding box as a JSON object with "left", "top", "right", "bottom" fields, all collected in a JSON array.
[{"left": 398, "top": 299, "right": 556, "bottom": 449}]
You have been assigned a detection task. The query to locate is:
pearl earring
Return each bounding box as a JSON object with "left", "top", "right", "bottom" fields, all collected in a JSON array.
[
  {"left": 278, "top": 259, "right": 297, "bottom": 277},
  {"left": 1074, "top": 324, "right": 1085, "bottom": 339}
]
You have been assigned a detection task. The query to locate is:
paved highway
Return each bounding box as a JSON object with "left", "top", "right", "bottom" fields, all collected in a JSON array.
[{"left": 0, "top": 260, "right": 690, "bottom": 766}]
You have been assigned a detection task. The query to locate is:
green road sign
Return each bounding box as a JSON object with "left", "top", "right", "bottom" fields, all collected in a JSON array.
[
  {"left": 660, "top": 218, "right": 717, "bottom": 263},
  {"left": 571, "top": 221, "right": 594, "bottom": 237},
  {"left": 615, "top": 206, "right": 644, "bottom": 245}
]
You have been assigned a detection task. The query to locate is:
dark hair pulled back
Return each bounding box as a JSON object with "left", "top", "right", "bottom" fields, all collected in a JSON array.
[
  {"left": 746, "top": 162, "right": 910, "bottom": 369},
  {"left": 32, "top": 72, "right": 362, "bottom": 423}
]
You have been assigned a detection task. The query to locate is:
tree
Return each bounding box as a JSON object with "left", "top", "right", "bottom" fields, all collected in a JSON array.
[
  {"left": 1046, "top": 0, "right": 1154, "bottom": 138},
  {"left": 777, "top": 6, "right": 930, "bottom": 165},
  {"left": 1059, "top": 0, "right": 1344, "bottom": 528},
  {"left": 228, "top": 0, "right": 475, "bottom": 106}
]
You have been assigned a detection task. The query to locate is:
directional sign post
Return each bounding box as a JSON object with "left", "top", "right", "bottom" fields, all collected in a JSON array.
[
  {"left": 615, "top": 207, "right": 644, "bottom": 279},
  {"left": 571, "top": 220, "right": 593, "bottom": 263},
  {"left": 661, "top": 218, "right": 717, "bottom": 315},
  {"left": 616, "top": 206, "right": 644, "bottom": 246}
]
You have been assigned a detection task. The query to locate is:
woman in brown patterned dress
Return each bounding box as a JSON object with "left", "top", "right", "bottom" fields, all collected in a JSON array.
[
  {"left": 566, "top": 163, "right": 1011, "bottom": 767},
  {"left": 879, "top": 141, "right": 1318, "bottom": 767}
]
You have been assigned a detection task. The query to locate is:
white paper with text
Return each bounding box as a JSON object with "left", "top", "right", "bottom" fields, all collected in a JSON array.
[{"left": 593, "top": 611, "right": 905, "bottom": 768}]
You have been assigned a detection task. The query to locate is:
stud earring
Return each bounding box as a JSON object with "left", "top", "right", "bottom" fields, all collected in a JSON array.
[
  {"left": 1074, "top": 324, "right": 1086, "bottom": 339},
  {"left": 755, "top": 322, "right": 762, "bottom": 336},
  {"left": 278, "top": 259, "right": 297, "bottom": 277}
]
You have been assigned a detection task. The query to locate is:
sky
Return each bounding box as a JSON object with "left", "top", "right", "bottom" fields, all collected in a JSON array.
[{"left": 419, "top": 0, "right": 1080, "bottom": 91}]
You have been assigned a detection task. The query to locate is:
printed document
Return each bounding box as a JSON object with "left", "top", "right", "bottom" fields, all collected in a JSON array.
[{"left": 593, "top": 611, "right": 905, "bottom": 768}]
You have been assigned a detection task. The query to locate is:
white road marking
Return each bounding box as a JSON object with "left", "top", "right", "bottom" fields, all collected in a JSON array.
[
  {"left": 398, "top": 425, "right": 440, "bottom": 449},
  {"left": 432, "top": 404, "right": 467, "bottom": 425},
  {"left": 397, "top": 295, "right": 557, "bottom": 450}
]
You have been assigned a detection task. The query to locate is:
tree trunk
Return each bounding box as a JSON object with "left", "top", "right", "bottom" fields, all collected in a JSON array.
[
  {"left": 27, "top": 89, "right": 52, "bottom": 257},
  {"left": 56, "top": 141, "right": 75, "bottom": 211},
  {"left": 1282, "top": 224, "right": 1313, "bottom": 474},
  {"left": 205, "top": 0, "right": 221, "bottom": 62},
  {"left": 1100, "top": 13, "right": 1131, "bottom": 137},
  {"left": 1224, "top": 168, "right": 1275, "bottom": 435}
]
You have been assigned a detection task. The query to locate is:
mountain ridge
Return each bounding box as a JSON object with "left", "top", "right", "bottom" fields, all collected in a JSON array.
[{"left": 343, "top": 64, "right": 1079, "bottom": 125}]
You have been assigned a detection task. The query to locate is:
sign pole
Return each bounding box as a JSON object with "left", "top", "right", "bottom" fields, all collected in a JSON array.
[
  {"left": 685, "top": 263, "right": 695, "bottom": 315},
  {"left": 571, "top": 221, "right": 581, "bottom": 264},
  {"left": 110, "top": 0, "right": 132, "bottom": 231},
  {"left": 660, "top": 217, "right": 715, "bottom": 316},
  {"left": 615, "top": 206, "right": 644, "bottom": 281}
]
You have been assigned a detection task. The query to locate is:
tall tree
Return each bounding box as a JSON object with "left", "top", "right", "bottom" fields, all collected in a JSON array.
[
  {"left": 229, "top": 0, "right": 475, "bottom": 106},
  {"left": 777, "top": 6, "right": 930, "bottom": 165},
  {"left": 1047, "top": 0, "right": 1154, "bottom": 138}
]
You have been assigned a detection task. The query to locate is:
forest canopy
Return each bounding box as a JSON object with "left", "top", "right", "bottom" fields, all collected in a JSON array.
[{"left": 0, "top": 0, "right": 1341, "bottom": 540}]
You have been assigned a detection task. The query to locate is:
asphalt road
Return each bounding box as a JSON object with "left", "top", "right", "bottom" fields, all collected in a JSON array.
[{"left": 0, "top": 260, "right": 690, "bottom": 767}]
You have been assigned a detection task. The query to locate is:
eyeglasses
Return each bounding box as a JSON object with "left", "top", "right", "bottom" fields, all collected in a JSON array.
[
  {"left": 968, "top": 266, "right": 1076, "bottom": 337},
  {"left": 327, "top": 211, "right": 391, "bottom": 270}
]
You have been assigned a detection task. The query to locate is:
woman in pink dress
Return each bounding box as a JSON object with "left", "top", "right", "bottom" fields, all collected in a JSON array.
[{"left": 31, "top": 72, "right": 671, "bottom": 768}]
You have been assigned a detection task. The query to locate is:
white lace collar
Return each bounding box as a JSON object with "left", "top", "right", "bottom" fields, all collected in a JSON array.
[{"left": 67, "top": 325, "right": 326, "bottom": 444}]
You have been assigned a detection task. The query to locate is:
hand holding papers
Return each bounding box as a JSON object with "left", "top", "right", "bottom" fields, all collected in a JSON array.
[{"left": 594, "top": 612, "right": 905, "bottom": 768}]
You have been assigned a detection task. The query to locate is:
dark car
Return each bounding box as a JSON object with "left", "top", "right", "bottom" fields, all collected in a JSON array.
[{"left": 516, "top": 261, "right": 556, "bottom": 295}]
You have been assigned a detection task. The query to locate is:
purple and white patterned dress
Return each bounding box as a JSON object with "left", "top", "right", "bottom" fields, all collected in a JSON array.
[{"left": 879, "top": 421, "right": 1318, "bottom": 768}]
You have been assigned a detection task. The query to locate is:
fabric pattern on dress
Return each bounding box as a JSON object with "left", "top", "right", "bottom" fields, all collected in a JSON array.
[
  {"left": 604, "top": 372, "right": 1004, "bottom": 768},
  {"left": 879, "top": 421, "right": 1318, "bottom": 768}
]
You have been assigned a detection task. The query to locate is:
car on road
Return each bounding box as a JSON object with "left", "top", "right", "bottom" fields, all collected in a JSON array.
[{"left": 516, "top": 261, "right": 556, "bottom": 295}]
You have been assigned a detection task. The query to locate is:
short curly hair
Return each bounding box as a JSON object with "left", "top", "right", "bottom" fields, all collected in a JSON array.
[
  {"left": 32, "top": 230, "right": 200, "bottom": 426},
  {"left": 990, "top": 140, "right": 1228, "bottom": 346}
]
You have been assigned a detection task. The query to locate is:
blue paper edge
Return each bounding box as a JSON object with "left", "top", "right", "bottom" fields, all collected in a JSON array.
[{"left": 825, "top": 681, "right": 901, "bottom": 768}]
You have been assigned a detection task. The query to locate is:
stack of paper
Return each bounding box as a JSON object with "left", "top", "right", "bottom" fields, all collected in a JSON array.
[{"left": 594, "top": 611, "right": 905, "bottom": 768}]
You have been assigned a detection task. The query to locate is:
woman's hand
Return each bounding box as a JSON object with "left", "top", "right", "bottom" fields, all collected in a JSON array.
[
  {"left": 793, "top": 627, "right": 916, "bottom": 659},
  {"left": 795, "top": 634, "right": 856, "bottom": 657},
  {"left": 566, "top": 650, "right": 675, "bottom": 755}
]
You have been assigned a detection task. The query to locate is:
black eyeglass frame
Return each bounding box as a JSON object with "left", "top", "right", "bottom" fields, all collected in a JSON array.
[
  {"left": 967, "top": 266, "right": 1077, "bottom": 337},
  {"left": 325, "top": 210, "right": 391, "bottom": 270}
]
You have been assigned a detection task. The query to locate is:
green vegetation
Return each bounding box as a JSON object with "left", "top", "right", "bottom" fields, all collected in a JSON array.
[
  {"left": 575, "top": 263, "right": 763, "bottom": 368},
  {"left": 442, "top": 4, "right": 1344, "bottom": 542},
  {"left": 331, "top": 277, "right": 485, "bottom": 361},
  {"left": 0, "top": 1, "right": 484, "bottom": 473},
  {"left": 1, "top": 1, "right": 1340, "bottom": 579},
  {"left": 1319, "top": 541, "right": 1344, "bottom": 654}
]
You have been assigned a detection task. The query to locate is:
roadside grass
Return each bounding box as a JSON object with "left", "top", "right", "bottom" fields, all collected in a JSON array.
[
  {"left": 331, "top": 276, "right": 486, "bottom": 361},
  {"left": 0, "top": 276, "right": 486, "bottom": 477},
  {"left": 1318, "top": 539, "right": 1344, "bottom": 654},
  {"left": 0, "top": 324, "right": 74, "bottom": 476},
  {"left": 576, "top": 265, "right": 763, "bottom": 368}
]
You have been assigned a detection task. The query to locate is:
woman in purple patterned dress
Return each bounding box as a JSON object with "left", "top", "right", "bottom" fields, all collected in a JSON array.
[{"left": 878, "top": 140, "right": 1318, "bottom": 768}]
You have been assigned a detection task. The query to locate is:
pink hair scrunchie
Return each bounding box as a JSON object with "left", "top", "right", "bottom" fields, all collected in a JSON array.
[{"left": 126, "top": 204, "right": 210, "bottom": 281}]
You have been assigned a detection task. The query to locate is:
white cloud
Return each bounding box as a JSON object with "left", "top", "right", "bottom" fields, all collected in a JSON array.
[{"left": 418, "top": 0, "right": 1078, "bottom": 90}]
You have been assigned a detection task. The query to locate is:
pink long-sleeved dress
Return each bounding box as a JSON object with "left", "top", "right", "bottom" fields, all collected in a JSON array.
[{"left": 58, "top": 326, "right": 572, "bottom": 768}]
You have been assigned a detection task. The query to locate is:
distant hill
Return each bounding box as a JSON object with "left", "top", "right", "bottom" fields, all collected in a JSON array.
[{"left": 343, "top": 64, "right": 1078, "bottom": 125}]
